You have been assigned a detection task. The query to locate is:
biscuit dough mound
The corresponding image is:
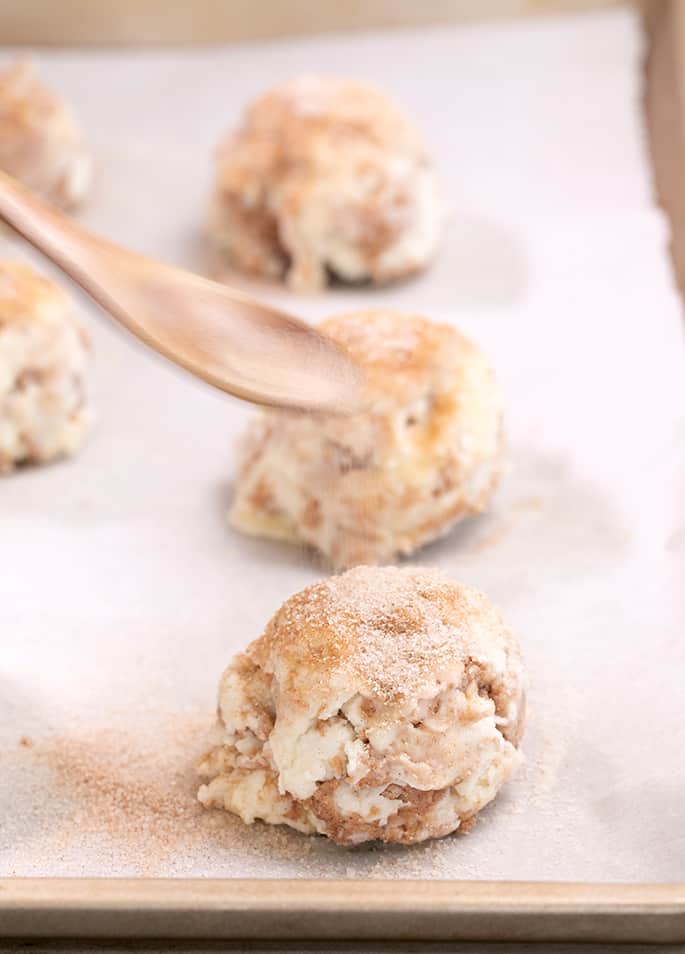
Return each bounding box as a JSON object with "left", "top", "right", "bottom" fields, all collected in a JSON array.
[
  {"left": 198, "top": 565, "right": 526, "bottom": 846},
  {"left": 209, "top": 75, "right": 441, "bottom": 290},
  {"left": 230, "top": 310, "right": 505, "bottom": 567},
  {"left": 0, "top": 59, "right": 92, "bottom": 208},
  {"left": 0, "top": 261, "right": 93, "bottom": 472}
]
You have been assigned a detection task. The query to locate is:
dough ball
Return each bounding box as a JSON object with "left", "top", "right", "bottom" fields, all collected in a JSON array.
[
  {"left": 0, "top": 261, "right": 93, "bottom": 472},
  {"left": 198, "top": 565, "right": 526, "bottom": 846},
  {"left": 0, "top": 59, "right": 92, "bottom": 209},
  {"left": 230, "top": 310, "right": 504, "bottom": 567},
  {"left": 209, "top": 75, "right": 441, "bottom": 290}
]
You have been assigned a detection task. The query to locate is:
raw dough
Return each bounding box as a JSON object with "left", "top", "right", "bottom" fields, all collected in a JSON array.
[
  {"left": 0, "top": 261, "right": 93, "bottom": 472},
  {"left": 230, "top": 309, "right": 505, "bottom": 567},
  {"left": 198, "top": 565, "right": 526, "bottom": 846},
  {"left": 0, "top": 59, "right": 92, "bottom": 209},
  {"left": 209, "top": 75, "right": 441, "bottom": 290}
]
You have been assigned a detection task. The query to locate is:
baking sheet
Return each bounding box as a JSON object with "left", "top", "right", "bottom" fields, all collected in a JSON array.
[{"left": 1, "top": 7, "right": 684, "bottom": 884}]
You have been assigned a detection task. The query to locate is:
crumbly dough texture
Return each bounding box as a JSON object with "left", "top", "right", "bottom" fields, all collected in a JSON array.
[
  {"left": 230, "top": 309, "right": 505, "bottom": 567},
  {"left": 0, "top": 59, "right": 92, "bottom": 209},
  {"left": 0, "top": 261, "right": 93, "bottom": 472},
  {"left": 209, "top": 75, "right": 441, "bottom": 290},
  {"left": 198, "top": 565, "right": 526, "bottom": 846}
]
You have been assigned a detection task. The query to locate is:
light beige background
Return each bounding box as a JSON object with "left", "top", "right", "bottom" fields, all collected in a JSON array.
[{"left": 0, "top": 0, "right": 628, "bottom": 44}]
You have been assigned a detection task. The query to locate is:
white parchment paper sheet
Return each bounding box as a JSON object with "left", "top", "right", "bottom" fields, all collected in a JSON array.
[{"left": 1, "top": 8, "right": 684, "bottom": 882}]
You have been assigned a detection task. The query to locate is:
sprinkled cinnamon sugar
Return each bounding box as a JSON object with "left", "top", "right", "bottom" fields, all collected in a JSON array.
[
  {"left": 317, "top": 310, "right": 476, "bottom": 414},
  {"left": 0, "top": 260, "right": 71, "bottom": 329},
  {"left": 33, "top": 718, "right": 202, "bottom": 841},
  {"left": 321, "top": 311, "right": 455, "bottom": 389},
  {"left": 321, "top": 566, "right": 461, "bottom": 701},
  {"left": 469, "top": 496, "right": 545, "bottom": 555},
  {"left": 1, "top": 707, "right": 318, "bottom": 876},
  {"left": 0, "top": 683, "right": 570, "bottom": 879},
  {"left": 263, "top": 565, "right": 513, "bottom": 705}
]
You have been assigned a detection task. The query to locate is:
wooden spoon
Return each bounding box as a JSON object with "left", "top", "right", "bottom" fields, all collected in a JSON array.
[{"left": 0, "top": 169, "right": 364, "bottom": 413}]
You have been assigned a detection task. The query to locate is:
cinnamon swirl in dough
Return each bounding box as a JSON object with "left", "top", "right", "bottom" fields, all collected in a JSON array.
[
  {"left": 198, "top": 565, "right": 526, "bottom": 845},
  {"left": 230, "top": 310, "right": 504, "bottom": 567},
  {"left": 0, "top": 261, "right": 93, "bottom": 472},
  {"left": 0, "top": 59, "right": 92, "bottom": 209},
  {"left": 209, "top": 75, "right": 441, "bottom": 290}
]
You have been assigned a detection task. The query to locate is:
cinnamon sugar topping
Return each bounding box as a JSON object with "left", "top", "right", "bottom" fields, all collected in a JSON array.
[
  {"left": 262, "top": 565, "right": 509, "bottom": 707},
  {"left": 320, "top": 566, "right": 460, "bottom": 701}
]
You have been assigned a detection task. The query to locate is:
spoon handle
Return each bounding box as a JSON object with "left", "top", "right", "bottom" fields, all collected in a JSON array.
[
  {"left": 0, "top": 169, "right": 363, "bottom": 411},
  {"left": 0, "top": 173, "right": 271, "bottom": 391},
  {"left": 0, "top": 168, "right": 147, "bottom": 329},
  {"left": 0, "top": 167, "right": 88, "bottom": 259}
]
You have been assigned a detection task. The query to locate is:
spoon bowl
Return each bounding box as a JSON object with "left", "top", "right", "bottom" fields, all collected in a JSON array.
[{"left": 0, "top": 169, "right": 365, "bottom": 413}]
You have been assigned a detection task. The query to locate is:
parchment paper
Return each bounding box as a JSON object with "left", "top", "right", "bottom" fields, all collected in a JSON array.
[{"left": 1, "top": 8, "right": 684, "bottom": 882}]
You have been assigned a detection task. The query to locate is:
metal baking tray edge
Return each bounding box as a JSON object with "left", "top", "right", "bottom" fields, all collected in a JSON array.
[{"left": 1, "top": 879, "right": 684, "bottom": 942}]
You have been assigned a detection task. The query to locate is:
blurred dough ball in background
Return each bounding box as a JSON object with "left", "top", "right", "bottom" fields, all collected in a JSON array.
[
  {"left": 0, "top": 59, "right": 92, "bottom": 209},
  {"left": 230, "top": 310, "right": 505, "bottom": 567},
  {"left": 198, "top": 564, "right": 526, "bottom": 846},
  {"left": 209, "top": 75, "right": 442, "bottom": 291},
  {"left": 0, "top": 261, "right": 93, "bottom": 472}
]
